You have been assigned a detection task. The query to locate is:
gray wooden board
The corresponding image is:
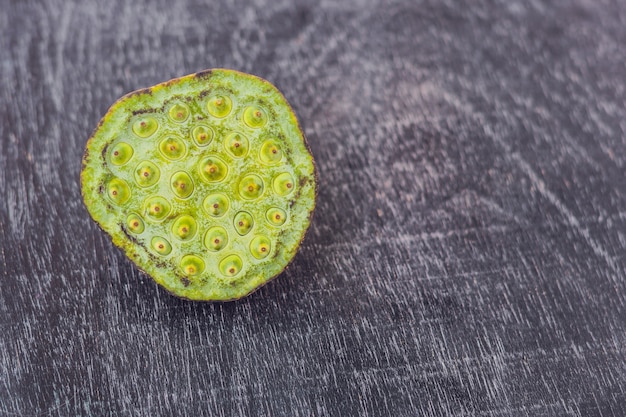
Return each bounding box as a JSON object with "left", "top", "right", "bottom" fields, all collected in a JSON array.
[{"left": 1, "top": 0, "right": 625, "bottom": 415}]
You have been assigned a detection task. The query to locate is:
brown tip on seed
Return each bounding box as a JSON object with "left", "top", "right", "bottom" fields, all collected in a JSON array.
[
  {"left": 143, "top": 171, "right": 149, "bottom": 177},
  {"left": 154, "top": 206, "right": 160, "bottom": 212},
  {"left": 133, "top": 222, "right": 139, "bottom": 227},
  {"left": 209, "top": 167, "right": 216, "bottom": 173},
  {"left": 286, "top": 183, "right": 292, "bottom": 188},
  {"left": 113, "top": 151, "right": 119, "bottom": 156},
  {"left": 213, "top": 203, "right": 219, "bottom": 208},
  {"left": 229, "top": 268, "right": 235, "bottom": 274},
  {"left": 272, "top": 149, "right": 277, "bottom": 154},
  {"left": 182, "top": 227, "right": 188, "bottom": 233},
  {"left": 199, "top": 134, "right": 206, "bottom": 140},
  {"left": 214, "top": 239, "right": 220, "bottom": 244},
  {"left": 112, "top": 190, "right": 118, "bottom": 196},
  {"left": 234, "top": 142, "right": 240, "bottom": 148},
  {"left": 248, "top": 186, "right": 254, "bottom": 192},
  {"left": 140, "top": 121, "right": 146, "bottom": 127},
  {"left": 180, "top": 184, "right": 185, "bottom": 189},
  {"left": 238, "top": 221, "right": 244, "bottom": 226},
  {"left": 158, "top": 244, "right": 164, "bottom": 249},
  {"left": 177, "top": 112, "right": 183, "bottom": 118},
  {"left": 170, "top": 146, "right": 176, "bottom": 151},
  {"left": 275, "top": 214, "right": 281, "bottom": 220},
  {"left": 261, "top": 247, "right": 267, "bottom": 252},
  {"left": 216, "top": 98, "right": 223, "bottom": 105}
]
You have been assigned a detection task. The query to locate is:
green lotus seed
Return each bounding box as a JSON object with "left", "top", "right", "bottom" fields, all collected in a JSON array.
[
  {"left": 192, "top": 125, "right": 214, "bottom": 147},
  {"left": 238, "top": 174, "right": 264, "bottom": 200},
  {"left": 107, "top": 178, "right": 131, "bottom": 204},
  {"left": 273, "top": 172, "right": 295, "bottom": 196},
  {"left": 219, "top": 254, "right": 243, "bottom": 277},
  {"left": 168, "top": 103, "right": 189, "bottom": 122},
  {"left": 132, "top": 116, "right": 158, "bottom": 138},
  {"left": 259, "top": 140, "right": 283, "bottom": 165},
  {"left": 134, "top": 161, "right": 160, "bottom": 188},
  {"left": 198, "top": 156, "right": 228, "bottom": 183},
  {"left": 172, "top": 215, "right": 197, "bottom": 241},
  {"left": 266, "top": 207, "right": 287, "bottom": 227},
  {"left": 234, "top": 211, "right": 254, "bottom": 236},
  {"left": 151, "top": 236, "right": 172, "bottom": 256},
  {"left": 243, "top": 106, "right": 268, "bottom": 128},
  {"left": 249, "top": 235, "right": 271, "bottom": 260},
  {"left": 224, "top": 132, "right": 249, "bottom": 158},
  {"left": 159, "top": 136, "right": 186, "bottom": 160},
  {"left": 126, "top": 213, "right": 145, "bottom": 234},
  {"left": 109, "top": 142, "right": 134, "bottom": 166},
  {"left": 170, "top": 171, "right": 194, "bottom": 199},
  {"left": 180, "top": 254, "right": 205, "bottom": 277},
  {"left": 81, "top": 69, "right": 317, "bottom": 301},
  {"left": 207, "top": 95, "right": 232, "bottom": 118},
  {"left": 202, "top": 193, "right": 229, "bottom": 217},
  {"left": 144, "top": 196, "right": 171, "bottom": 222},
  {"left": 204, "top": 226, "right": 228, "bottom": 252}
]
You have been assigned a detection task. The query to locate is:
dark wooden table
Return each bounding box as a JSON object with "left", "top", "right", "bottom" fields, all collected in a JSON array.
[{"left": 1, "top": 1, "right": 625, "bottom": 415}]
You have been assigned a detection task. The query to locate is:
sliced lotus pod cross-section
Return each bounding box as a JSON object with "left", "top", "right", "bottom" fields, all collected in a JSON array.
[{"left": 81, "top": 69, "right": 317, "bottom": 301}]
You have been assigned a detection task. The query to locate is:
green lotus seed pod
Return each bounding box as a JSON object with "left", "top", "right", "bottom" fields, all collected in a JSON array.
[
  {"left": 107, "top": 178, "right": 131, "bottom": 205},
  {"left": 151, "top": 236, "right": 172, "bottom": 256},
  {"left": 81, "top": 69, "right": 317, "bottom": 301},
  {"left": 204, "top": 226, "right": 228, "bottom": 252},
  {"left": 192, "top": 125, "right": 214, "bottom": 147},
  {"left": 126, "top": 213, "right": 145, "bottom": 234},
  {"left": 109, "top": 142, "right": 134, "bottom": 166},
  {"left": 224, "top": 132, "right": 249, "bottom": 158},
  {"left": 134, "top": 161, "right": 160, "bottom": 188},
  {"left": 234, "top": 211, "right": 254, "bottom": 236},
  {"left": 202, "top": 193, "right": 229, "bottom": 217},
  {"left": 207, "top": 95, "right": 232, "bottom": 118},
  {"left": 159, "top": 136, "right": 186, "bottom": 160},
  {"left": 132, "top": 116, "right": 158, "bottom": 138},
  {"left": 198, "top": 156, "right": 228, "bottom": 183},
  {"left": 170, "top": 171, "right": 194, "bottom": 199},
  {"left": 168, "top": 103, "right": 189, "bottom": 122}
]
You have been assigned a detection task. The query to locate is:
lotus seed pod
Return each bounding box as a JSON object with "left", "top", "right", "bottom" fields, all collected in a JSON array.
[{"left": 81, "top": 69, "right": 317, "bottom": 301}]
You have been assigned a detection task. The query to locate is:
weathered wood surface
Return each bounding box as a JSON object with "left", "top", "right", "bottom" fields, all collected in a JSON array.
[{"left": 1, "top": 0, "right": 625, "bottom": 415}]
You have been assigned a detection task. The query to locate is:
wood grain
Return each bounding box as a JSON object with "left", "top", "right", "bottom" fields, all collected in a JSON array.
[{"left": 1, "top": 0, "right": 625, "bottom": 415}]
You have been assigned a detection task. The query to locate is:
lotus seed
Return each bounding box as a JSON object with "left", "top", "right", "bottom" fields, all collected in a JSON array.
[
  {"left": 151, "top": 236, "right": 172, "bottom": 256},
  {"left": 198, "top": 156, "right": 228, "bottom": 183},
  {"left": 192, "top": 125, "right": 214, "bottom": 147},
  {"left": 224, "top": 132, "right": 249, "bottom": 158},
  {"left": 170, "top": 171, "right": 194, "bottom": 199},
  {"left": 144, "top": 196, "right": 171, "bottom": 221},
  {"left": 234, "top": 211, "right": 254, "bottom": 236},
  {"left": 204, "top": 226, "right": 228, "bottom": 252},
  {"left": 207, "top": 95, "right": 232, "bottom": 118},
  {"left": 273, "top": 172, "right": 296, "bottom": 196},
  {"left": 259, "top": 140, "right": 282, "bottom": 165},
  {"left": 110, "top": 142, "right": 134, "bottom": 166},
  {"left": 243, "top": 106, "right": 268, "bottom": 128},
  {"left": 172, "top": 215, "right": 197, "bottom": 241},
  {"left": 159, "top": 136, "right": 186, "bottom": 160},
  {"left": 107, "top": 178, "right": 131, "bottom": 204},
  {"left": 219, "top": 254, "right": 243, "bottom": 277},
  {"left": 266, "top": 207, "right": 287, "bottom": 226},
  {"left": 132, "top": 116, "right": 158, "bottom": 138},
  {"left": 134, "top": 161, "right": 160, "bottom": 187},
  {"left": 126, "top": 213, "right": 145, "bottom": 234},
  {"left": 250, "top": 236, "right": 271, "bottom": 260},
  {"left": 238, "top": 174, "right": 264, "bottom": 200},
  {"left": 168, "top": 103, "right": 190, "bottom": 122},
  {"left": 180, "top": 255, "right": 205, "bottom": 277},
  {"left": 202, "top": 193, "right": 229, "bottom": 217}
]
